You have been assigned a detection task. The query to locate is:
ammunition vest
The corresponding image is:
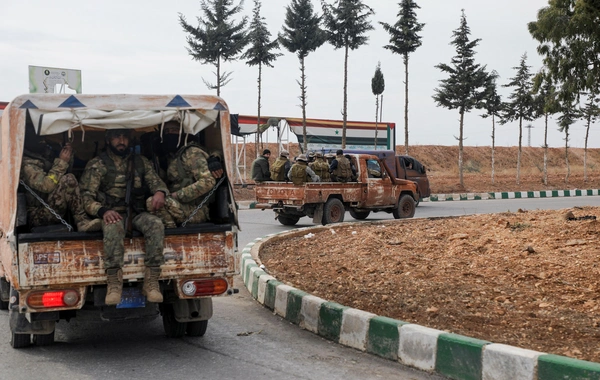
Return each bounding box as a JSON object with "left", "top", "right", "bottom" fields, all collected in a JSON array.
[
  {"left": 333, "top": 155, "right": 351, "bottom": 180},
  {"left": 270, "top": 157, "right": 289, "bottom": 181},
  {"left": 290, "top": 163, "right": 310, "bottom": 185},
  {"left": 99, "top": 152, "right": 146, "bottom": 211},
  {"left": 310, "top": 159, "right": 330, "bottom": 181},
  {"left": 171, "top": 143, "right": 209, "bottom": 191}
]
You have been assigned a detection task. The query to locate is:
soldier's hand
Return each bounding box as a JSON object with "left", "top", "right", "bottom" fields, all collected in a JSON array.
[
  {"left": 207, "top": 156, "right": 223, "bottom": 178},
  {"left": 151, "top": 191, "right": 166, "bottom": 211},
  {"left": 59, "top": 143, "right": 73, "bottom": 162},
  {"left": 103, "top": 210, "right": 123, "bottom": 225}
]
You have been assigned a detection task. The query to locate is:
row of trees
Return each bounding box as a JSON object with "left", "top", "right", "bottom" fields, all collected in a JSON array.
[
  {"left": 178, "top": 0, "right": 424, "bottom": 154},
  {"left": 179, "top": 1, "right": 599, "bottom": 189},
  {"left": 433, "top": 3, "right": 600, "bottom": 188}
]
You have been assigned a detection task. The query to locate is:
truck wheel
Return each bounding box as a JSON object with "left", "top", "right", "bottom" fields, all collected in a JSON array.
[
  {"left": 162, "top": 304, "right": 186, "bottom": 338},
  {"left": 33, "top": 331, "right": 55, "bottom": 346},
  {"left": 349, "top": 209, "right": 370, "bottom": 220},
  {"left": 187, "top": 320, "right": 208, "bottom": 337},
  {"left": 10, "top": 333, "right": 31, "bottom": 348},
  {"left": 277, "top": 215, "right": 300, "bottom": 226},
  {"left": 393, "top": 194, "right": 416, "bottom": 219},
  {"left": 322, "top": 198, "right": 345, "bottom": 225}
]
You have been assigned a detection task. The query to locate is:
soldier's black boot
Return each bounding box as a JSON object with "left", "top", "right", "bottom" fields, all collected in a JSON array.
[
  {"left": 105, "top": 268, "right": 123, "bottom": 305},
  {"left": 143, "top": 266, "right": 163, "bottom": 303}
]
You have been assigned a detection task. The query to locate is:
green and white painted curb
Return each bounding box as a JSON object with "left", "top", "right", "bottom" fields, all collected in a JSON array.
[
  {"left": 238, "top": 189, "right": 600, "bottom": 209},
  {"left": 241, "top": 226, "right": 600, "bottom": 380}
]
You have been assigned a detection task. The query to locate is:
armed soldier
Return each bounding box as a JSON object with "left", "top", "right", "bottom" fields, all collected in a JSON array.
[
  {"left": 79, "top": 129, "right": 169, "bottom": 305},
  {"left": 309, "top": 152, "right": 331, "bottom": 182},
  {"left": 20, "top": 133, "right": 101, "bottom": 232},
  {"left": 329, "top": 149, "right": 354, "bottom": 182},
  {"left": 287, "top": 154, "right": 320, "bottom": 185},
  {"left": 270, "top": 150, "right": 291, "bottom": 181},
  {"left": 149, "top": 121, "right": 222, "bottom": 228}
]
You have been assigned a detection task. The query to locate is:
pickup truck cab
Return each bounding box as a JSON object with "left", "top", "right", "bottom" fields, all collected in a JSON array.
[
  {"left": 0, "top": 94, "right": 239, "bottom": 347},
  {"left": 254, "top": 153, "right": 418, "bottom": 225},
  {"left": 323, "top": 149, "right": 431, "bottom": 204}
]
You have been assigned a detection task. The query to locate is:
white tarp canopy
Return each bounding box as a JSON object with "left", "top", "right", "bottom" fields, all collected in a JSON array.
[{"left": 28, "top": 109, "right": 219, "bottom": 137}]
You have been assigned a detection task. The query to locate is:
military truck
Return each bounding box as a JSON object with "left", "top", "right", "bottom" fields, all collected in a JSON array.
[
  {"left": 254, "top": 153, "right": 418, "bottom": 225},
  {"left": 0, "top": 94, "right": 239, "bottom": 347}
]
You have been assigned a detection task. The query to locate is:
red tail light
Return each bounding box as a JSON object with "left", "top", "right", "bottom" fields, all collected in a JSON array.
[
  {"left": 181, "top": 278, "right": 228, "bottom": 297},
  {"left": 27, "top": 290, "right": 80, "bottom": 309}
]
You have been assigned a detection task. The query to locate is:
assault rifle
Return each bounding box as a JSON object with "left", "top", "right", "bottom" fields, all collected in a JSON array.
[{"left": 124, "top": 144, "right": 136, "bottom": 239}]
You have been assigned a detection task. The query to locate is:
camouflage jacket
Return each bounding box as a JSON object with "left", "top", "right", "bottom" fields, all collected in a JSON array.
[
  {"left": 309, "top": 158, "right": 331, "bottom": 181},
  {"left": 167, "top": 144, "right": 216, "bottom": 204},
  {"left": 20, "top": 151, "right": 69, "bottom": 209},
  {"left": 80, "top": 149, "right": 168, "bottom": 216}
]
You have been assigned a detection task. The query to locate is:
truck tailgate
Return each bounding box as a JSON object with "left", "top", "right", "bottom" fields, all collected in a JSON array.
[
  {"left": 17, "top": 227, "right": 237, "bottom": 288},
  {"left": 255, "top": 182, "right": 365, "bottom": 204}
]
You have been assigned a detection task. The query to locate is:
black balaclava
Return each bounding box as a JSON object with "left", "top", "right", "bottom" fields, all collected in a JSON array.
[{"left": 162, "top": 134, "right": 182, "bottom": 154}]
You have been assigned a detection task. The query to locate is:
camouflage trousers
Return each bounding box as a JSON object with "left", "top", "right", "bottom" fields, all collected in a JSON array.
[
  {"left": 102, "top": 212, "right": 165, "bottom": 269},
  {"left": 27, "top": 173, "right": 87, "bottom": 227},
  {"left": 146, "top": 196, "right": 209, "bottom": 228}
]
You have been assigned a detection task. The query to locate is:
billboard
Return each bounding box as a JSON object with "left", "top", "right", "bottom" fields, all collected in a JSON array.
[{"left": 29, "top": 65, "right": 82, "bottom": 94}]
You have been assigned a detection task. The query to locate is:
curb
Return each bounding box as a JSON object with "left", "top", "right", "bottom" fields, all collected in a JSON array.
[
  {"left": 240, "top": 228, "right": 600, "bottom": 380},
  {"left": 237, "top": 189, "right": 600, "bottom": 209}
]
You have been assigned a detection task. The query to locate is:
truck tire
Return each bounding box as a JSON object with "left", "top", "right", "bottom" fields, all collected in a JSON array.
[
  {"left": 349, "top": 209, "right": 370, "bottom": 220},
  {"left": 393, "top": 194, "right": 416, "bottom": 219},
  {"left": 33, "top": 331, "right": 55, "bottom": 346},
  {"left": 186, "top": 320, "right": 208, "bottom": 337},
  {"left": 10, "top": 333, "right": 31, "bottom": 349},
  {"left": 162, "top": 304, "right": 186, "bottom": 338},
  {"left": 322, "top": 198, "right": 345, "bottom": 225},
  {"left": 277, "top": 214, "right": 300, "bottom": 226}
]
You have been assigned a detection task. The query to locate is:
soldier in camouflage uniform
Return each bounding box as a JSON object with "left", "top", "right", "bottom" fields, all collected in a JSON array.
[
  {"left": 309, "top": 152, "right": 331, "bottom": 182},
  {"left": 20, "top": 135, "right": 101, "bottom": 232},
  {"left": 149, "top": 121, "right": 222, "bottom": 228},
  {"left": 270, "top": 150, "right": 291, "bottom": 181},
  {"left": 329, "top": 149, "right": 354, "bottom": 182},
  {"left": 79, "top": 129, "right": 169, "bottom": 305},
  {"left": 287, "top": 154, "right": 320, "bottom": 185}
]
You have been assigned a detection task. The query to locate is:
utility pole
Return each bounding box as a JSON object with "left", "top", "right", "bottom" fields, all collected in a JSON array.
[{"left": 525, "top": 124, "right": 535, "bottom": 147}]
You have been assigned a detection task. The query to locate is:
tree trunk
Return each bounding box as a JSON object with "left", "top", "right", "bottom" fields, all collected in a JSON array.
[
  {"left": 564, "top": 127, "right": 570, "bottom": 183},
  {"left": 300, "top": 57, "right": 308, "bottom": 153},
  {"left": 374, "top": 95, "right": 379, "bottom": 149},
  {"left": 543, "top": 113, "right": 548, "bottom": 186},
  {"left": 216, "top": 55, "right": 221, "bottom": 97},
  {"left": 517, "top": 117, "right": 522, "bottom": 185},
  {"left": 256, "top": 63, "right": 262, "bottom": 155},
  {"left": 491, "top": 114, "right": 495, "bottom": 185},
  {"left": 342, "top": 45, "right": 349, "bottom": 149},
  {"left": 404, "top": 54, "right": 409, "bottom": 155},
  {"left": 458, "top": 110, "right": 465, "bottom": 188},
  {"left": 584, "top": 115, "right": 591, "bottom": 182}
]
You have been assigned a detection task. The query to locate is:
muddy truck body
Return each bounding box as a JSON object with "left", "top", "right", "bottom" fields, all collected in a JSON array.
[
  {"left": 0, "top": 94, "right": 240, "bottom": 347},
  {"left": 254, "top": 154, "right": 418, "bottom": 225}
]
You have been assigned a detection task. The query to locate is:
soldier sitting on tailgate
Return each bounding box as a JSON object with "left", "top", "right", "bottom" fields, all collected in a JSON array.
[
  {"left": 287, "top": 154, "right": 320, "bottom": 185},
  {"left": 20, "top": 131, "right": 102, "bottom": 232},
  {"left": 79, "top": 129, "right": 169, "bottom": 305},
  {"left": 309, "top": 152, "right": 331, "bottom": 182},
  {"left": 148, "top": 121, "right": 224, "bottom": 229},
  {"left": 270, "top": 150, "right": 291, "bottom": 182}
]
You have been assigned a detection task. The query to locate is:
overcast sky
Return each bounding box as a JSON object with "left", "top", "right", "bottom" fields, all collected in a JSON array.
[{"left": 2, "top": 0, "right": 595, "bottom": 148}]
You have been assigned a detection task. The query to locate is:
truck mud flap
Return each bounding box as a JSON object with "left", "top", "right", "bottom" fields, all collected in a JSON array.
[
  {"left": 9, "top": 310, "right": 56, "bottom": 335},
  {"left": 172, "top": 298, "right": 213, "bottom": 323},
  {"left": 312, "top": 204, "right": 323, "bottom": 224}
]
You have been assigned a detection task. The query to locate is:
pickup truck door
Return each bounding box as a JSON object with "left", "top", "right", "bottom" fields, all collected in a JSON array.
[{"left": 364, "top": 159, "right": 395, "bottom": 206}]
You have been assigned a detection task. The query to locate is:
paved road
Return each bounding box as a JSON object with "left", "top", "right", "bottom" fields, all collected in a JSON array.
[{"left": 1, "top": 196, "right": 598, "bottom": 380}]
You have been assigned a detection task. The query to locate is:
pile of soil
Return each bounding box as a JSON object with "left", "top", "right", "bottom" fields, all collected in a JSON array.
[{"left": 259, "top": 206, "right": 600, "bottom": 363}]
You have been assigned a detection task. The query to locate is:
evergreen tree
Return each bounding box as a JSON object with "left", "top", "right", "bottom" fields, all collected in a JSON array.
[
  {"left": 321, "top": 0, "right": 374, "bottom": 148},
  {"left": 432, "top": 10, "right": 489, "bottom": 188},
  {"left": 532, "top": 70, "right": 560, "bottom": 185},
  {"left": 279, "top": 0, "right": 326, "bottom": 152},
  {"left": 371, "top": 62, "right": 385, "bottom": 149},
  {"left": 481, "top": 71, "right": 502, "bottom": 185},
  {"left": 578, "top": 91, "right": 600, "bottom": 182},
  {"left": 179, "top": 0, "right": 248, "bottom": 96},
  {"left": 500, "top": 53, "right": 536, "bottom": 186},
  {"left": 557, "top": 95, "right": 578, "bottom": 183},
  {"left": 242, "top": 0, "right": 282, "bottom": 155},
  {"left": 380, "top": 0, "right": 424, "bottom": 155}
]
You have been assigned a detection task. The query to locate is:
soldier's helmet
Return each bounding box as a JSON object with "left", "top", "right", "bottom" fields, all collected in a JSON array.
[
  {"left": 297, "top": 154, "right": 308, "bottom": 162},
  {"left": 280, "top": 150, "right": 290, "bottom": 158},
  {"left": 315, "top": 152, "right": 324, "bottom": 158}
]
